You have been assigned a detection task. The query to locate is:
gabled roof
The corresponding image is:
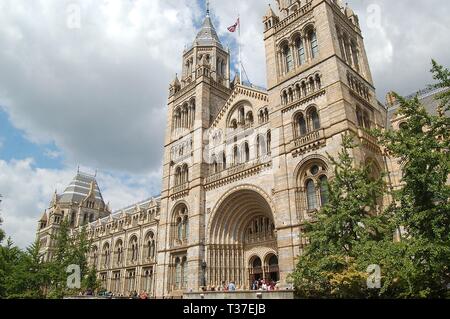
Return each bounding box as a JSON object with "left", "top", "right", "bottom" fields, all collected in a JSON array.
[
  {"left": 193, "top": 11, "right": 223, "bottom": 49},
  {"left": 58, "top": 172, "right": 104, "bottom": 205}
]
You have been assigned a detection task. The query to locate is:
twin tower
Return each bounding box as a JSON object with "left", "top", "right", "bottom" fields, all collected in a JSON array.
[{"left": 37, "top": 0, "right": 387, "bottom": 298}]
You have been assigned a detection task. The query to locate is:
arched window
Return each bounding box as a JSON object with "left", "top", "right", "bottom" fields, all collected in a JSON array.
[
  {"left": 315, "top": 74, "right": 321, "bottom": 90},
  {"left": 283, "top": 44, "right": 293, "bottom": 72},
  {"left": 173, "top": 205, "right": 189, "bottom": 246},
  {"left": 306, "top": 179, "right": 317, "bottom": 211},
  {"left": 308, "top": 107, "right": 321, "bottom": 131},
  {"left": 319, "top": 176, "right": 329, "bottom": 206},
  {"left": 246, "top": 112, "right": 254, "bottom": 124},
  {"left": 182, "top": 164, "right": 189, "bottom": 184},
  {"left": 102, "top": 243, "right": 110, "bottom": 268},
  {"left": 297, "top": 162, "right": 329, "bottom": 216},
  {"left": 243, "top": 142, "right": 250, "bottom": 162},
  {"left": 351, "top": 41, "right": 359, "bottom": 71},
  {"left": 239, "top": 107, "right": 245, "bottom": 124},
  {"left": 91, "top": 246, "right": 98, "bottom": 268},
  {"left": 256, "top": 135, "right": 266, "bottom": 158},
  {"left": 301, "top": 81, "right": 307, "bottom": 97},
  {"left": 175, "top": 166, "right": 182, "bottom": 186},
  {"left": 233, "top": 145, "right": 240, "bottom": 165},
  {"left": 182, "top": 257, "right": 188, "bottom": 288},
  {"left": 309, "top": 30, "right": 319, "bottom": 58},
  {"left": 175, "top": 258, "right": 182, "bottom": 289},
  {"left": 129, "top": 236, "right": 138, "bottom": 263},
  {"left": 356, "top": 107, "right": 363, "bottom": 127},
  {"left": 266, "top": 131, "right": 272, "bottom": 155},
  {"left": 115, "top": 240, "right": 123, "bottom": 265},
  {"left": 296, "top": 37, "right": 306, "bottom": 65},
  {"left": 297, "top": 113, "right": 307, "bottom": 136},
  {"left": 309, "top": 77, "right": 315, "bottom": 93},
  {"left": 145, "top": 232, "right": 156, "bottom": 260},
  {"left": 363, "top": 111, "right": 371, "bottom": 129},
  {"left": 288, "top": 88, "right": 294, "bottom": 103},
  {"left": 222, "top": 152, "right": 227, "bottom": 170},
  {"left": 231, "top": 119, "right": 238, "bottom": 130}
]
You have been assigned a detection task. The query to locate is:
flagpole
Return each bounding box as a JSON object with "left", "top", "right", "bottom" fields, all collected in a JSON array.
[{"left": 238, "top": 13, "right": 242, "bottom": 84}]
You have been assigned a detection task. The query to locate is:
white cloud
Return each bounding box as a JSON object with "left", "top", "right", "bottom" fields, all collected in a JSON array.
[
  {"left": 0, "top": 0, "right": 199, "bottom": 175},
  {"left": 1, "top": 0, "right": 449, "bottom": 248},
  {"left": 0, "top": 158, "right": 160, "bottom": 248}
]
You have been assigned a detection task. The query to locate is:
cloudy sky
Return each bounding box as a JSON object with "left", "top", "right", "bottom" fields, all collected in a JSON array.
[{"left": 0, "top": 0, "right": 449, "bottom": 248}]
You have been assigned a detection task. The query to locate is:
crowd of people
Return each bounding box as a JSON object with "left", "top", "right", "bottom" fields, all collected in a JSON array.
[
  {"left": 251, "top": 279, "right": 278, "bottom": 291},
  {"left": 78, "top": 290, "right": 151, "bottom": 299},
  {"left": 201, "top": 279, "right": 279, "bottom": 292}
]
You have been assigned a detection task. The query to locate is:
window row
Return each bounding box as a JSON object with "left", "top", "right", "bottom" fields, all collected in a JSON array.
[
  {"left": 174, "top": 164, "right": 189, "bottom": 186},
  {"left": 171, "top": 204, "right": 189, "bottom": 247},
  {"left": 296, "top": 162, "right": 329, "bottom": 216},
  {"left": 278, "top": 29, "right": 319, "bottom": 75},
  {"left": 336, "top": 26, "right": 360, "bottom": 72},
  {"left": 347, "top": 72, "right": 370, "bottom": 101},
  {"left": 356, "top": 106, "right": 372, "bottom": 129},
  {"left": 293, "top": 106, "right": 321, "bottom": 138},
  {"left": 172, "top": 99, "right": 196, "bottom": 132},
  {"left": 258, "top": 107, "right": 269, "bottom": 124},
  {"left": 281, "top": 74, "right": 322, "bottom": 105},
  {"left": 209, "top": 131, "right": 272, "bottom": 174},
  {"left": 230, "top": 106, "right": 254, "bottom": 129},
  {"left": 173, "top": 256, "right": 188, "bottom": 290},
  {"left": 90, "top": 232, "right": 157, "bottom": 269},
  {"left": 108, "top": 268, "right": 154, "bottom": 295}
]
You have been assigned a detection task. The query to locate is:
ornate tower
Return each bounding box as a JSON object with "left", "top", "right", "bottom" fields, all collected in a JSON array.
[
  {"left": 157, "top": 5, "right": 232, "bottom": 297},
  {"left": 36, "top": 172, "right": 110, "bottom": 261},
  {"left": 263, "top": 0, "right": 387, "bottom": 282}
]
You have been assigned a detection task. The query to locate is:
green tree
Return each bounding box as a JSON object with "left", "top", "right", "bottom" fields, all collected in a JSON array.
[
  {"left": 0, "top": 194, "right": 4, "bottom": 243},
  {"left": 83, "top": 266, "right": 100, "bottom": 293},
  {"left": 291, "top": 134, "right": 390, "bottom": 298},
  {"left": 0, "top": 239, "right": 23, "bottom": 298},
  {"left": 4, "top": 241, "right": 50, "bottom": 299},
  {"left": 46, "top": 220, "right": 93, "bottom": 298},
  {"left": 374, "top": 60, "right": 450, "bottom": 298}
]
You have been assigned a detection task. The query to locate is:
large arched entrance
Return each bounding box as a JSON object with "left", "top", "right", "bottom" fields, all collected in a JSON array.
[{"left": 207, "top": 188, "right": 279, "bottom": 289}]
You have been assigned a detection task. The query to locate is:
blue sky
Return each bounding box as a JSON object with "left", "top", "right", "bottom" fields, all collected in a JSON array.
[
  {"left": 0, "top": 0, "right": 449, "bottom": 248},
  {"left": 0, "top": 108, "right": 64, "bottom": 170}
]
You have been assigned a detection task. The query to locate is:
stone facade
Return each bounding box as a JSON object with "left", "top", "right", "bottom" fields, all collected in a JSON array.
[{"left": 36, "top": 0, "right": 394, "bottom": 298}]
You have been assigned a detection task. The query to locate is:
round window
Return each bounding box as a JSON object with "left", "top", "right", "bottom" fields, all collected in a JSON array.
[{"left": 310, "top": 165, "right": 319, "bottom": 175}]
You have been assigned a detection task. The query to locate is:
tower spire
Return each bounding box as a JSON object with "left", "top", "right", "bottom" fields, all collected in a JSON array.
[{"left": 206, "top": 0, "right": 210, "bottom": 16}]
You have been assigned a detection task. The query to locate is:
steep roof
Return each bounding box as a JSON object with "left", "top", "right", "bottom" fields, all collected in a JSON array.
[
  {"left": 58, "top": 172, "right": 104, "bottom": 205},
  {"left": 388, "top": 86, "right": 450, "bottom": 128},
  {"left": 193, "top": 10, "right": 223, "bottom": 49}
]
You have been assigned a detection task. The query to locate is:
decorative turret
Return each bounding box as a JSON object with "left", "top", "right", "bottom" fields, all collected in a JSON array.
[
  {"left": 39, "top": 211, "right": 48, "bottom": 230},
  {"left": 193, "top": 4, "right": 223, "bottom": 49},
  {"left": 179, "top": 2, "right": 230, "bottom": 88},
  {"left": 169, "top": 74, "right": 181, "bottom": 96},
  {"left": 263, "top": 4, "right": 279, "bottom": 31}
]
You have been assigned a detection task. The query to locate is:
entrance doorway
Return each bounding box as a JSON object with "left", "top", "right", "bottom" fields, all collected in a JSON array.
[
  {"left": 249, "top": 257, "right": 263, "bottom": 287},
  {"left": 266, "top": 255, "right": 279, "bottom": 282}
]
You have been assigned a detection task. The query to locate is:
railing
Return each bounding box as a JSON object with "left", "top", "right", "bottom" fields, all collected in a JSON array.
[
  {"left": 227, "top": 163, "right": 247, "bottom": 175},
  {"left": 291, "top": 129, "right": 324, "bottom": 150},
  {"left": 205, "top": 157, "right": 272, "bottom": 187},
  {"left": 357, "top": 128, "right": 378, "bottom": 145},
  {"left": 274, "top": 2, "right": 313, "bottom": 32},
  {"left": 173, "top": 182, "right": 189, "bottom": 194}
]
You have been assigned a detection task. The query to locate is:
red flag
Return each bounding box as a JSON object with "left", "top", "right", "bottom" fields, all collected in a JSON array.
[{"left": 227, "top": 18, "right": 239, "bottom": 33}]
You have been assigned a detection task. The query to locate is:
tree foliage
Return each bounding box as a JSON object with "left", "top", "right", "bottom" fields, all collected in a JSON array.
[
  {"left": 292, "top": 60, "right": 450, "bottom": 298},
  {"left": 0, "top": 219, "right": 96, "bottom": 299},
  {"left": 291, "top": 134, "right": 390, "bottom": 298}
]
